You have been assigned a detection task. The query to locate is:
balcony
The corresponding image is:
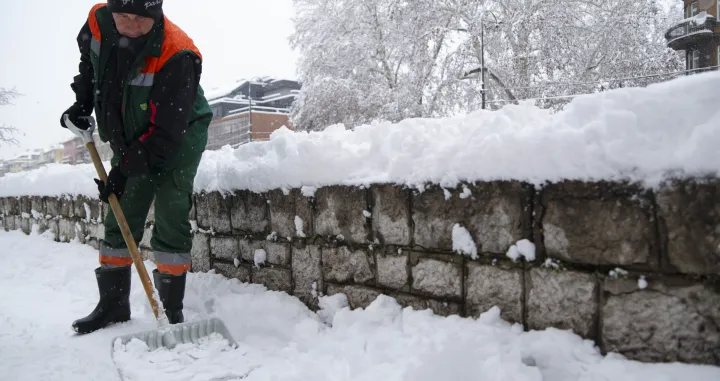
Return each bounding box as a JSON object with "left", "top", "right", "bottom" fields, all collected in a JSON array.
[{"left": 665, "top": 13, "right": 719, "bottom": 50}]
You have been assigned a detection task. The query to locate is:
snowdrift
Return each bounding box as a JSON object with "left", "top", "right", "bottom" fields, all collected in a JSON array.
[{"left": 2, "top": 71, "right": 719, "bottom": 198}]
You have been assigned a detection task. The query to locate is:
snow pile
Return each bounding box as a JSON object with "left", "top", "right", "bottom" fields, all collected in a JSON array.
[
  {"left": 1, "top": 230, "right": 720, "bottom": 381},
  {"left": 507, "top": 239, "right": 537, "bottom": 262},
  {"left": 452, "top": 224, "right": 477, "bottom": 259},
  {"left": 294, "top": 216, "right": 306, "bottom": 237},
  {"left": 112, "top": 333, "right": 253, "bottom": 381},
  {"left": 254, "top": 249, "right": 267, "bottom": 267},
  {"left": 193, "top": 71, "right": 720, "bottom": 193},
  {"left": 2, "top": 72, "right": 719, "bottom": 198},
  {"left": 0, "top": 162, "right": 105, "bottom": 198}
]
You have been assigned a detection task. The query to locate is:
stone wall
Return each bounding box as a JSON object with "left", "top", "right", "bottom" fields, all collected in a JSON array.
[{"left": 1, "top": 178, "right": 719, "bottom": 366}]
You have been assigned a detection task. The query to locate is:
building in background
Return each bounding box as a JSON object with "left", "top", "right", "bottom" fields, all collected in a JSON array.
[
  {"left": 205, "top": 77, "right": 300, "bottom": 150},
  {"left": 0, "top": 134, "right": 113, "bottom": 177},
  {"left": 665, "top": 0, "right": 720, "bottom": 72},
  {"left": 0, "top": 78, "right": 297, "bottom": 176}
]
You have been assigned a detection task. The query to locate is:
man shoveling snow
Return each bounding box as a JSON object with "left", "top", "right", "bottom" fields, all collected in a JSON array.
[{"left": 60, "top": 0, "right": 212, "bottom": 334}]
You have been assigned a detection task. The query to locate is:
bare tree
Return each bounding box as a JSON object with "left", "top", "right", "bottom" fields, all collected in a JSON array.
[{"left": 0, "top": 88, "right": 20, "bottom": 146}]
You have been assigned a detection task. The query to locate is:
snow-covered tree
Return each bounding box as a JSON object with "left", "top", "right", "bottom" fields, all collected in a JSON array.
[
  {"left": 0, "top": 88, "right": 20, "bottom": 146},
  {"left": 290, "top": 0, "right": 683, "bottom": 130}
]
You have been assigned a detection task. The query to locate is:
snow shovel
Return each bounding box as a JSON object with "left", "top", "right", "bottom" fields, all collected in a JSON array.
[{"left": 65, "top": 115, "right": 236, "bottom": 353}]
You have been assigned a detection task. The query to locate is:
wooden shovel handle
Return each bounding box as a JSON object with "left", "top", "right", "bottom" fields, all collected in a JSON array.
[{"left": 86, "top": 142, "right": 164, "bottom": 321}]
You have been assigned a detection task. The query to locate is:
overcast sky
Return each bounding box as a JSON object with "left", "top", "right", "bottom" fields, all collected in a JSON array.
[{"left": 0, "top": 0, "right": 298, "bottom": 160}]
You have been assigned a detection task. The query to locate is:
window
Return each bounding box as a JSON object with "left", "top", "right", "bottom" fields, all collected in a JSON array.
[
  {"left": 688, "top": 49, "right": 700, "bottom": 71},
  {"left": 691, "top": 1, "right": 698, "bottom": 17}
]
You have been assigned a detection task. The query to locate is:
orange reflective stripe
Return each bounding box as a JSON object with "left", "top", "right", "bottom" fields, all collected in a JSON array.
[
  {"left": 140, "top": 16, "right": 202, "bottom": 75},
  {"left": 156, "top": 263, "right": 191, "bottom": 276},
  {"left": 99, "top": 255, "right": 134, "bottom": 267},
  {"left": 87, "top": 3, "right": 106, "bottom": 42}
]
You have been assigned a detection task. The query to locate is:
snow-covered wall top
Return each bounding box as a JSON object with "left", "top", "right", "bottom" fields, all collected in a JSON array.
[{"left": 1, "top": 72, "right": 719, "bottom": 198}]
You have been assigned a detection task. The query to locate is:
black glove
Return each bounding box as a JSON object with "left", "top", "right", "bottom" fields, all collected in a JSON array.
[
  {"left": 60, "top": 103, "right": 91, "bottom": 130},
  {"left": 94, "top": 168, "right": 128, "bottom": 203}
]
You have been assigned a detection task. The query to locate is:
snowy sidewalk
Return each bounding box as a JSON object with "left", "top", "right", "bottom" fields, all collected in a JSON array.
[{"left": 1, "top": 230, "right": 719, "bottom": 381}]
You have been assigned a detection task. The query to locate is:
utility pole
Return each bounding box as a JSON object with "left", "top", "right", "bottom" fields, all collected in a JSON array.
[{"left": 481, "top": 19, "right": 485, "bottom": 110}]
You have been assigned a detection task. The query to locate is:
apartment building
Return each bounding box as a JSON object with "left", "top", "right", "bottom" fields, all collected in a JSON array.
[
  {"left": 205, "top": 77, "right": 300, "bottom": 150},
  {"left": 665, "top": 0, "right": 720, "bottom": 71}
]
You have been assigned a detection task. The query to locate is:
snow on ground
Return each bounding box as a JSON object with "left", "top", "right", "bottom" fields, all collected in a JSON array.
[
  {"left": 2, "top": 229, "right": 720, "bottom": 381},
  {"left": 2, "top": 71, "right": 720, "bottom": 198}
]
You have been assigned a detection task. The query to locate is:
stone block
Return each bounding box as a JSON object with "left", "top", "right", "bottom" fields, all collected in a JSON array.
[
  {"left": 3, "top": 214, "right": 14, "bottom": 231},
  {"left": 189, "top": 196, "right": 196, "bottom": 221},
  {"left": 296, "top": 191, "right": 314, "bottom": 238},
  {"left": 315, "top": 186, "right": 369, "bottom": 243},
  {"left": 191, "top": 233, "right": 211, "bottom": 272},
  {"left": 73, "top": 196, "right": 101, "bottom": 222},
  {"left": 31, "top": 218, "right": 49, "bottom": 235},
  {"left": 268, "top": 188, "right": 314, "bottom": 240},
  {"left": 656, "top": 179, "right": 720, "bottom": 274},
  {"left": 410, "top": 254, "right": 463, "bottom": 299},
  {"left": 391, "top": 293, "right": 462, "bottom": 317},
  {"left": 46, "top": 220, "right": 59, "bottom": 241},
  {"left": 196, "top": 192, "right": 232, "bottom": 233},
  {"left": 371, "top": 184, "right": 411, "bottom": 246},
  {"left": 4, "top": 197, "right": 18, "bottom": 215},
  {"left": 45, "top": 197, "right": 61, "bottom": 218},
  {"left": 19, "top": 196, "right": 31, "bottom": 214},
  {"left": 96, "top": 223, "right": 105, "bottom": 240},
  {"left": 292, "top": 245, "right": 323, "bottom": 306},
  {"left": 30, "top": 196, "right": 44, "bottom": 216},
  {"left": 326, "top": 284, "right": 382, "bottom": 309},
  {"left": 213, "top": 262, "right": 251, "bottom": 283},
  {"left": 210, "top": 236, "right": 240, "bottom": 261},
  {"left": 252, "top": 267, "right": 292, "bottom": 293},
  {"left": 466, "top": 263, "right": 523, "bottom": 323},
  {"left": 265, "top": 241, "right": 291, "bottom": 266},
  {"left": 376, "top": 250, "right": 409, "bottom": 290},
  {"left": 527, "top": 268, "right": 598, "bottom": 338},
  {"left": 538, "top": 181, "right": 656, "bottom": 268},
  {"left": 412, "top": 182, "right": 528, "bottom": 254},
  {"left": 231, "top": 190, "right": 268, "bottom": 234},
  {"left": 86, "top": 223, "right": 103, "bottom": 240},
  {"left": 238, "top": 239, "right": 267, "bottom": 263},
  {"left": 60, "top": 196, "right": 74, "bottom": 218},
  {"left": 603, "top": 278, "right": 720, "bottom": 365},
  {"left": 76, "top": 221, "right": 88, "bottom": 244},
  {"left": 267, "top": 189, "right": 295, "bottom": 239},
  {"left": 58, "top": 219, "right": 77, "bottom": 242},
  {"left": 20, "top": 217, "right": 31, "bottom": 235},
  {"left": 322, "top": 246, "right": 375, "bottom": 285}
]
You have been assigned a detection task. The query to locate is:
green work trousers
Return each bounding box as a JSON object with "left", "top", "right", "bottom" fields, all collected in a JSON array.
[{"left": 98, "top": 159, "right": 198, "bottom": 275}]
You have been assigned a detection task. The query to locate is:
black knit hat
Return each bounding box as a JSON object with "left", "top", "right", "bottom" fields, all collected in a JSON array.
[{"left": 107, "top": 0, "right": 163, "bottom": 19}]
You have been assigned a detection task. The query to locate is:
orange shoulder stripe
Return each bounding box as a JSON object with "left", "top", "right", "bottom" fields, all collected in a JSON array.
[
  {"left": 88, "top": 3, "right": 106, "bottom": 41},
  {"left": 156, "top": 16, "right": 202, "bottom": 71}
]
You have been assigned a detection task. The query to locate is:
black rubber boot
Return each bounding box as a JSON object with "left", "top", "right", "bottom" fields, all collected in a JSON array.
[
  {"left": 72, "top": 266, "right": 131, "bottom": 334},
  {"left": 153, "top": 269, "right": 186, "bottom": 324}
]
